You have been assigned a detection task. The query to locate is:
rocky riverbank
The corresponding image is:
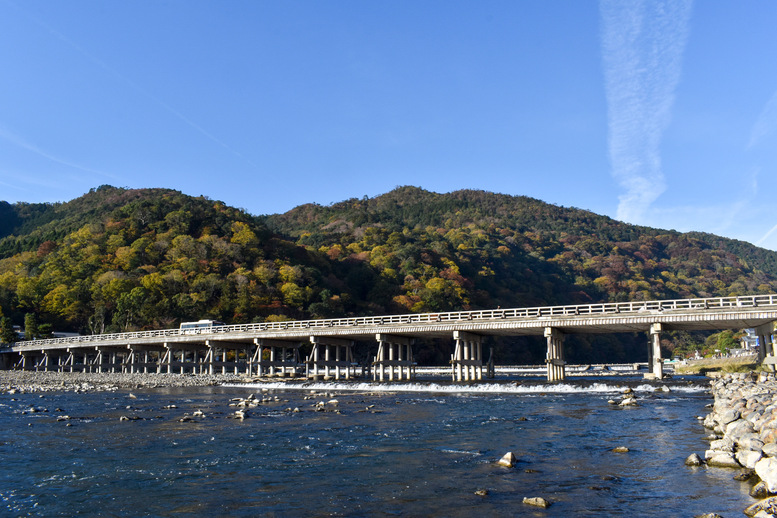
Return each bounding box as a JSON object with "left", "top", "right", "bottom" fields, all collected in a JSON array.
[
  {"left": 700, "top": 372, "right": 777, "bottom": 516},
  {"left": 0, "top": 370, "right": 246, "bottom": 394}
]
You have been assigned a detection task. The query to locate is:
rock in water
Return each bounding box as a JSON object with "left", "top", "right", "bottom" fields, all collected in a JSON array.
[
  {"left": 744, "top": 496, "right": 777, "bottom": 517},
  {"left": 685, "top": 453, "right": 704, "bottom": 466},
  {"left": 612, "top": 446, "right": 630, "bottom": 453},
  {"left": 750, "top": 481, "right": 770, "bottom": 499},
  {"left": 706, "top": 453, "right": 741, "bottom": 468},
  {"left": 733, "top": 469, "right": 756, "bottom": 481},
  {"left": 522, "top": 497, "right": 551, "bottom": 508},
  {"left": 497, "top": 452, "right": 516, "bottom": 468}
]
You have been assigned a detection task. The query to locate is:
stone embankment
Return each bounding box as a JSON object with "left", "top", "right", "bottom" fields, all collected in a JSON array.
[
  {"left": 701, "top": 372, "right": 777, "bottom": 516},
  {"left": 0, "top": 370, "right": 245, "bottom": 394}
]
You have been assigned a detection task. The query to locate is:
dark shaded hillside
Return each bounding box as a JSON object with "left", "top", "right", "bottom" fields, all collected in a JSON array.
[{"left": 263, "top": 187, "right": 777, "bottom": 307}]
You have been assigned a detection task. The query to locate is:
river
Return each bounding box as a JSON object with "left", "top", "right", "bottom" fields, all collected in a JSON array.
[{"left": 0, "top": 375, "right": 756, "bottom": 516}]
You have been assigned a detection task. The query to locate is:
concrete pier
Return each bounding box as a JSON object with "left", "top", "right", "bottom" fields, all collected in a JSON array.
[
  {"left": 758, "top": 323, "right": 777, "bottom": 371},
  {"left": 306, "top": 336, "right": 355, "bottom": 380},
  {"left": 645, "top": 323, "right": 663, "bottom": 379},
  {"left": 253, "top": 338, "right": 302, "bottom": 377},
  {"left": 373, "top": 334, "right": 415, "bottom": 381},
  {"left": 545, "top": 327, "right": 566, "bottom": 381},
  {"left": 451, "top": 331, "right": 483, "bottom": 382},
  {"left": 127, "top": 344, "right": 165, "bottom": 373}
]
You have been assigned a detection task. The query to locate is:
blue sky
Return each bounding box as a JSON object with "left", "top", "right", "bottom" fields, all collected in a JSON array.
[{"left": 2, "top": 1, "right": 777, "bottom": 250}]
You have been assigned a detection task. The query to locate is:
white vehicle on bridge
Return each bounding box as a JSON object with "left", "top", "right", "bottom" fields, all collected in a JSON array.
[{"left": 179, "top": 320, "right": 225, "bottom": 333}]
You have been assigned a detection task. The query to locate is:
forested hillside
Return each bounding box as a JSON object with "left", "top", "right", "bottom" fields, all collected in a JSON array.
[
  {"left": 1, "top": 185, "right": 776, "bottom": 364},
  {"left": 263, "top": 187, "right": 777, "bottom": 309}
]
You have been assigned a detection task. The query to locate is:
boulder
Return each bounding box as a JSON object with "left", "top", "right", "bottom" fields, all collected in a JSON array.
[
  {"left": 733, "top": 469, "right": 756, "bottom": 481},
  {"left": 750, "top": 482, "right": 771, "bottom": 499},
  {"left": 612, "top": 446, "right": 630, "bottom": 453},
  {"left": 736, "top": 450, "right": 763, "bottom": 470},
  {"left": 726, "top": 419, "right": 755, "bottom": 441},
  {"left": 684, "top": 453, "right": 704, "bottom": 466},
  {"left": 756, "top": 458, "right": 777, "bottom": 493},
  {"left": 763, "top": 443, "right": 777, "bottom": 458},
  {"left": 706, "top": 453, "right": 741, "bottom": 468},
  {"left": 619, "top": 397, "right": 638, "bottom": 407},
  {"left": 497, "top": 452, "right": 516, "bottom": 468},
  {"left": 744, "top": 496, "right": 777, "bottom": 517},
  {"left": 522, "top": 497, "right": 551, "bottom": 508},
  {"left": 740, "top": 433, "right": 766, "bottom": 453},
  {"left": 761, "top": 428, "right": 777, "bottom": 445},
  {"left": 708, "top": 438, "right": 734, "bottom": 453},
  {"left": 718, "top": 408, "right": 741, "bottom": 426}
]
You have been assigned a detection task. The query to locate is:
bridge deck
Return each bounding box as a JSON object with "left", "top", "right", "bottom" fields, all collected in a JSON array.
[{"left": 2, "top": 294, "right": 776, "bottom": 354}]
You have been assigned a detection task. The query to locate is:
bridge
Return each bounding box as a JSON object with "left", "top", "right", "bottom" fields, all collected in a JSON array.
[{"left": 2, "top": 294, "right": 776, "bottom": 382}]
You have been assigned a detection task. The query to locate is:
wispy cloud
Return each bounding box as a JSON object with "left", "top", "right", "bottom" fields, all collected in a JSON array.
[
  {"left": 0, "top": 125, "right": 117, "bottom": 179},
  {"left": 749, "top": 90, "right": 777, "bottom": 148},
  {"left": 750, "top": 90, "right": 777, "bottom": 247},
  {"left": 599, "top": 0, "right": 693, "bottom": 224}
]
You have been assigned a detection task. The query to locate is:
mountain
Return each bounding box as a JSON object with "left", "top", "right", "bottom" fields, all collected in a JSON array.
[
  {"left": 263, "top": 186, "right": 777, "bottom": 307},
  {"left": 2, "top": 185, "right": 775, "bottom": 364}
]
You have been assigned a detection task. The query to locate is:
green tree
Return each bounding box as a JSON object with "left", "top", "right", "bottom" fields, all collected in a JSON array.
[
  {"left": 0, "top": 316, "right": 17, "bottom": 344},
  {"left": 24, "top": 313, "right": 39, "bottom": 341}
]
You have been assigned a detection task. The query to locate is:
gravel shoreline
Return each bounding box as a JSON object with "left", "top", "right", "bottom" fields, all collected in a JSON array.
[{"left": 0, "top": 370, "right": 248, "bottom": 393}]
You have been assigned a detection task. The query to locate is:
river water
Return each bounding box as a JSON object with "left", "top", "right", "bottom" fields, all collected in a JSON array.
[{"left": 0, "top": 375, "right": 757, "bottom": 516}]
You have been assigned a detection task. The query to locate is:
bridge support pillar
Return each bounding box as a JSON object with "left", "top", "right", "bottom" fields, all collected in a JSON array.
[
  {"left": 545, "top": 327, "right": 566, "bottom": 382},
  {"left": 307, "top": 336, "right": 355, "bottom": 380},
  {"left": 373, "top": 334, "right": 415, "bottom": 381},
  {"left": 647, "top": 323, "right": 663, "bottom": 379},
  {"left": 41, "top": 351, "right": 53, "bottom": 372},
  {"left": 63, "top": 350, "right": 74, "bottom": 372},
  {"left": 757, "top": 324, "right": 776, "bottom": 372},
  {"left": 451, "top": 331, "right": 483, "bottom": 382},
  {"left": 253, "top": 338, "right": 302, "bottom": 377}
]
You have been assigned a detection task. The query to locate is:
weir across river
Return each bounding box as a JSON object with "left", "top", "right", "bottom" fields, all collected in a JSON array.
[{"left": 2, "top": 294, "right": 777, "bottom": 381}]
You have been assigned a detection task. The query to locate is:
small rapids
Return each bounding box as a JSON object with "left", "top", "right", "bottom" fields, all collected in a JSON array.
[{"left": 229, "top": 379, "right": 708, "bottom": 395}]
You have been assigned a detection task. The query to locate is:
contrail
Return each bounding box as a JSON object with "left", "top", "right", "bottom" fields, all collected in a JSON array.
[
  {"left": 599, "top": 0, "right": 693, "bottom": 224},
  {"left": 756, "top": 222, "right": 777, "bottom": 248},
  {"left": 0, "top": 125, "right": 118, "bottom": 179},
  {"left": 749, "top": 90, "right": 777, "bottom": 149},
  {"left": 5, "top": 0, "right": 253, "bottom": 164}
]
